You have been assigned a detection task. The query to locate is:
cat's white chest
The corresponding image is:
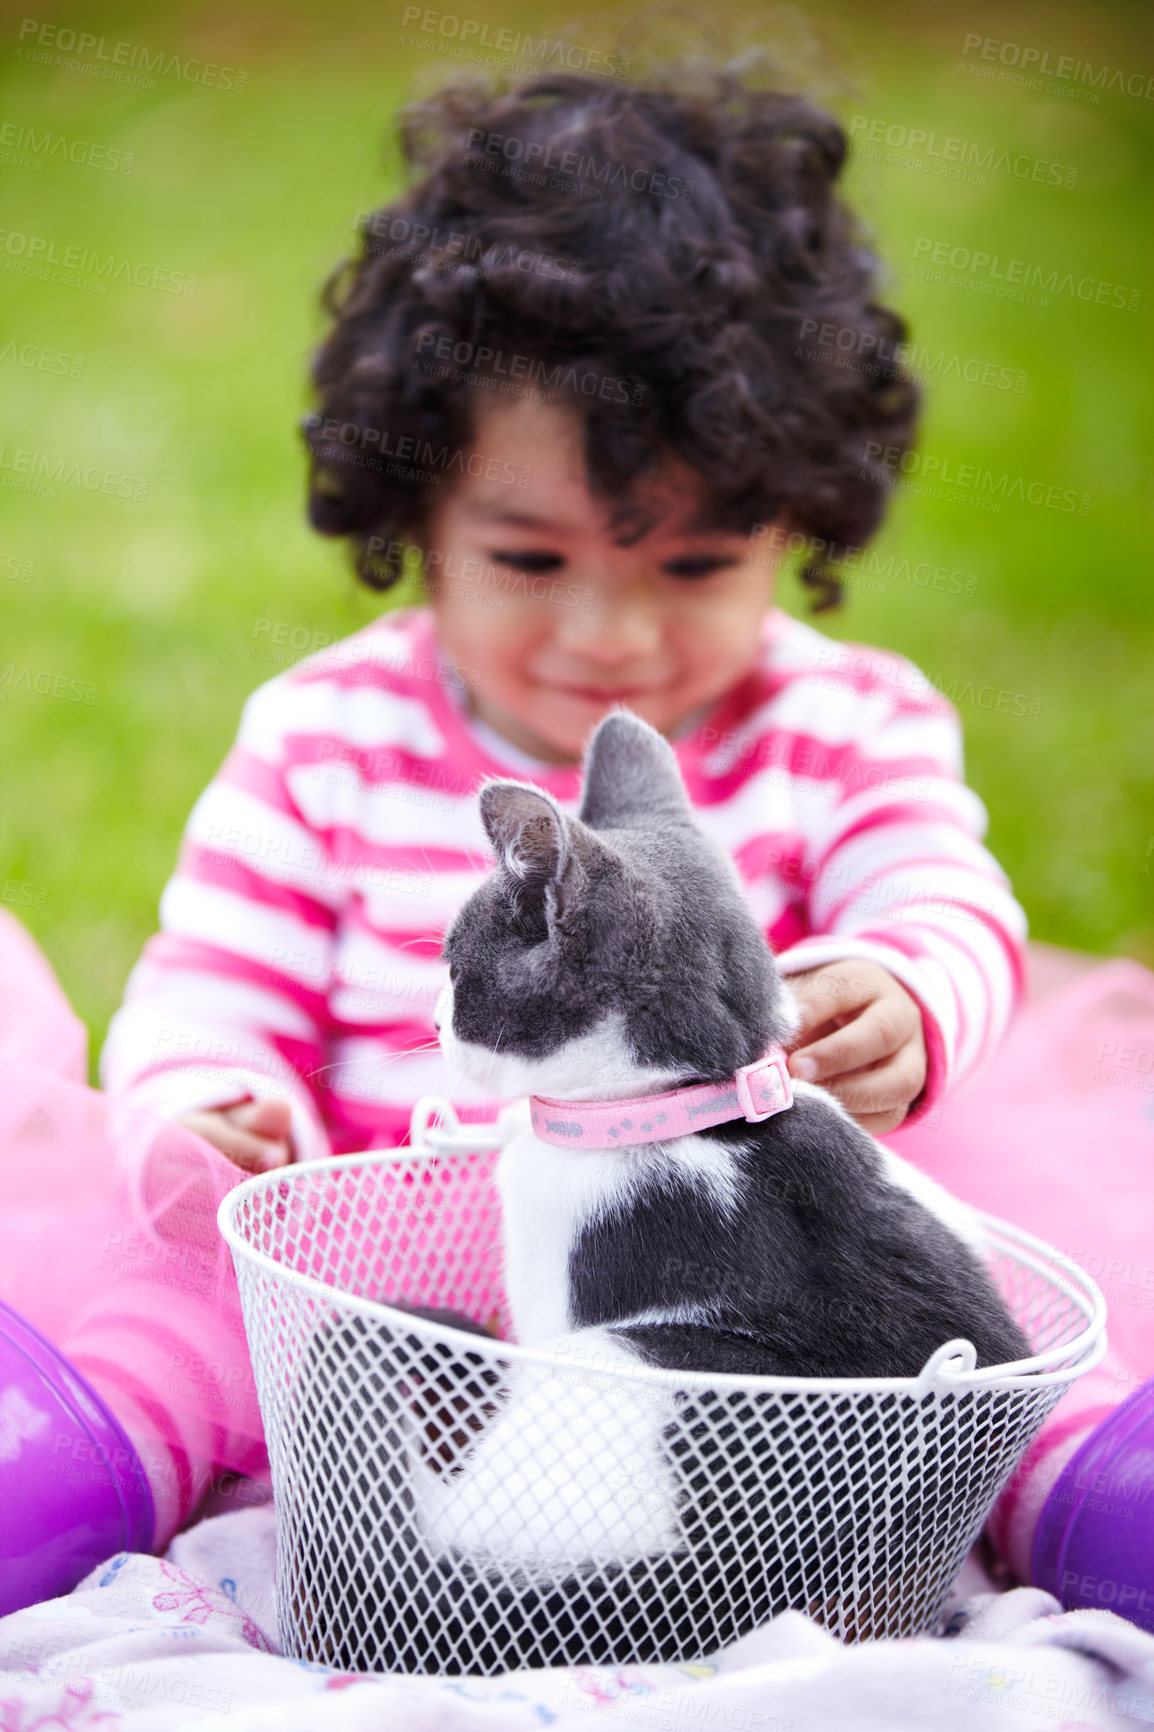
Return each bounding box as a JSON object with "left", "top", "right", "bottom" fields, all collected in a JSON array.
[{"left": 495, "top": 1131, "right": 636, "bottom": 1344}]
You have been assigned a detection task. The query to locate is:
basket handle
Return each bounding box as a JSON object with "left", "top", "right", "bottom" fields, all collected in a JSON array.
[
  {"left": 912, "top": 1338, "right": 978, "bottom": 1399},
  {"left": 409, "top": 1096, "right": 507, "bottom": 1154}
]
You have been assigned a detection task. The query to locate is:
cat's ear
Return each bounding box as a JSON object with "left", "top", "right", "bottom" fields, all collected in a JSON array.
[
  {"left": 579, "top": 710, "right": 691, "bottom": 829},
  {"left": 479, "top": 782, "right": 570, "bottom": 887}
]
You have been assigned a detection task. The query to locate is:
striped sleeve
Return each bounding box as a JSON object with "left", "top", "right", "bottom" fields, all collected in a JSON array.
[
  {"left": 99, "top": 673, "right": 343, "bottom": 1161},
  {"left": 771, "top": 649, "right": 1028, "bottom": 1124}
]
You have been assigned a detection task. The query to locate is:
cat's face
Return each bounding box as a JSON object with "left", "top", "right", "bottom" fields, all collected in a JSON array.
[{"left": 439, "top": 712, "right": 796, "bottom": 1101}]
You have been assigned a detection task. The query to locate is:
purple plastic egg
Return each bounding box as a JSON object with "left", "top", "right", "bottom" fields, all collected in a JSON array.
[
  {"left": 0, "top": 1298, "right": 153, "bottom": 1615},
  {"left": 1033, "top": 1375, "right": 1154, "bottom": 1632}
]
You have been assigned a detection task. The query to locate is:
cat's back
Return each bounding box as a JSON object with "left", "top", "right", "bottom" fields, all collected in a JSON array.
[{"left": 616, "top": 1085, "right": 1029, "bottom": 1379}]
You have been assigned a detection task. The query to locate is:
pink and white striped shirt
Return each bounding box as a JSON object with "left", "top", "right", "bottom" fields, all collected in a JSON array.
[{"left": 100, "top": 606, "right": 1027, "bottom": 1158}]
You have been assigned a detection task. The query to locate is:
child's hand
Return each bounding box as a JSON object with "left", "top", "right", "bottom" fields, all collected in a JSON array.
[
  {"left": 176, "top": 1096, "right": 294, "bottom": 1173},
  {"left": 784, "top": 960, "right": 927, "bottom": 1135}
]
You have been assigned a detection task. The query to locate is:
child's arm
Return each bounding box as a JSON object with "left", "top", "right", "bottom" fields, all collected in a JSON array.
[
  {"left": 771, "top": 644, "right": 1028, "bottom": 1133},
  {"left": 100, "top": 673, "right": 341, "bottom": 1166}
]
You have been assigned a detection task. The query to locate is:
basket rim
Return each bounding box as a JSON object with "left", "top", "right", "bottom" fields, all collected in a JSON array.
[{"left": 217, "top": 1144, "right": 1107, "bottom": 1399}]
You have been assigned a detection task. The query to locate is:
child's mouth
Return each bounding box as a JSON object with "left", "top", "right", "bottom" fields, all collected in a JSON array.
[{"left": 554, "top": 682, "right": 662, "bottom": 704}]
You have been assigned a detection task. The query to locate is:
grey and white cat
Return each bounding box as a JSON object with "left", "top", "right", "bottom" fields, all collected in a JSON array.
[
  {"left": 419, "top": 712, "right": 1027, "bottom": 1562},
  {"left": 291, "top": 710, "right": 1029, "bottom": 1672}
]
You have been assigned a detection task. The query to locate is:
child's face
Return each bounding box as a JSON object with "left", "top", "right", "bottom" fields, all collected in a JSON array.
[{"left": 423, "top": 396, "right": 783, "bottom": 765}]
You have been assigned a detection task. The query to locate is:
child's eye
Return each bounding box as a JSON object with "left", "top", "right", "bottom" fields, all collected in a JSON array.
[
  {"left": 488, "top": 550, "right": 564, "bottom": 573},
  {"left": 662, "top": 556, "right": 739, "bottom": 579}
]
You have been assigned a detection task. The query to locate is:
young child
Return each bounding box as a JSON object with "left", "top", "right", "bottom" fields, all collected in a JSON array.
[{"left": 101, "top": 65, "right": 1027, "bottom": 1186}]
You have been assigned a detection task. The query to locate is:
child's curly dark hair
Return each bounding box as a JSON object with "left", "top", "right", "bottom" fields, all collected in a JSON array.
[{"left": 304, "top": 64, "right": 919, "bottom": 611}]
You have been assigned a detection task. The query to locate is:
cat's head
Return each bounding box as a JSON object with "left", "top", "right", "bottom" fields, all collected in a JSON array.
[{"left": 438, "top": 711, "right": 797, "bottom": 1102}]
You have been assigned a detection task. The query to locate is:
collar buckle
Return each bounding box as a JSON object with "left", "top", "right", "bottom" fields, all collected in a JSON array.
[{"left": 734, "top": 1051, "right": 793, "bottom": 1122}]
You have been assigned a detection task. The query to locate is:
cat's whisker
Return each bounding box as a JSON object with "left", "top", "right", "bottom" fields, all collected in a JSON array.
[
  {"left": 302, "top": 1040, "right": 445, "bottom": 1087},
  {"left": 479, "top": 1022, "right": 512, "bottom": 1092}
]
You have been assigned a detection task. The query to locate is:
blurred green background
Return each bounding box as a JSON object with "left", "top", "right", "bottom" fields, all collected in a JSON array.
[{"left": 1, "top": 0, "right": 1151, "bottom": 1077}]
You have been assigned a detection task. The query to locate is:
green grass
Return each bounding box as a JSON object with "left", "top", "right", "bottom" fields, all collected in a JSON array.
[{"left": 1, "top": 0, "right": 1151, "bottom": 1077}]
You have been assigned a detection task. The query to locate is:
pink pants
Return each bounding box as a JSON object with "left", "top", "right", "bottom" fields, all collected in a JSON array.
[
  {"left": 0, "top": 911, "right": 267, "bottom": 1546},
  {"left": 886, "top": 947, "right": 1154, "bottom": 1578}
]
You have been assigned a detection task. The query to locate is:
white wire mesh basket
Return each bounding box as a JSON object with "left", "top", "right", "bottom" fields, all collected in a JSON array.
[{"left": 219, "top": 1104, "right": 1106, "bottom": 1675}]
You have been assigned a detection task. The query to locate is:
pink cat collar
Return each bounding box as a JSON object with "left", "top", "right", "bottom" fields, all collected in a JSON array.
[{"left": 529, "top": 1047, "right": 794, "bottom": 1149}]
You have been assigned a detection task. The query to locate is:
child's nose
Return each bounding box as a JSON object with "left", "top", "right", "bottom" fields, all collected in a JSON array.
[{"left": 556, "top": 589, "right": 662, "bottom": 664}]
